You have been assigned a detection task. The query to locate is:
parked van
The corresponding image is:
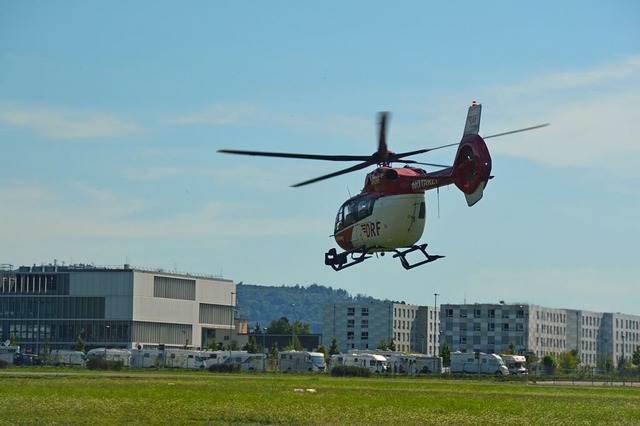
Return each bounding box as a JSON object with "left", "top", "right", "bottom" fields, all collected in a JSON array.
[
  {"left": 450, "top": 351, "right": 509, "bottom": 375},
  {"left": 341, "top": 353, "right": 387, "bottom": 373},
  {"left": 500, "top": 354, "right": 528, "bottom": 375},
  {"left": 279, "top": 351, "right": 326, "bottom": 372}
]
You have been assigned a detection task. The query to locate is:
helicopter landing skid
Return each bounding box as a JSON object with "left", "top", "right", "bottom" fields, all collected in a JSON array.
[
  {"left": 392, "top": 244, "right": 445, "bottom": 270},
  {"left": 324, "top": 248, "right": 371, "bottom": 271}
]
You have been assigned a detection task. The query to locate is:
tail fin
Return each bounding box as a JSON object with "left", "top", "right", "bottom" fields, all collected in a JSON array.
[
  {"left": 453, "top": 102, "right": 492, "bottom": 207},
  {"left": 463, "top": 101, "right": 481, "bottom": 136}
]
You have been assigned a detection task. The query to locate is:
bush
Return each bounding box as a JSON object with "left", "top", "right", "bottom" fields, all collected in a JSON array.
[
  {"left": 208, "top": 363, "right": 241, "bottom": 373},
  {"left": 0, "top": 360, "right": 9, "bottom": 369},
  {"left": 330, "top": 365, "right": 371, "bottom": 377},
  {"left": 86, "top": 357, "right": 124, "bottom": 371}
]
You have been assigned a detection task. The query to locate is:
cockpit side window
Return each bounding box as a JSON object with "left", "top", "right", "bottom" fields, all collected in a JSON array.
[{"left": 335, "top": 197, "right": 376, "bottom": 232}]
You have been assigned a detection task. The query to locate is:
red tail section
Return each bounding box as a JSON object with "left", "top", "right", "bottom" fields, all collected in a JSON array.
[
  {"left": 453, "top": 102, "right": 492, "bottom": 206},
  {"left": 452, "top": 134, "right": 492, "bottom": 206}
]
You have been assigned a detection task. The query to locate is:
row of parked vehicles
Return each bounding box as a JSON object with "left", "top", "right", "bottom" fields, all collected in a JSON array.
[{"left": 1, "top": 344, "right": 528, "bottom": 375}]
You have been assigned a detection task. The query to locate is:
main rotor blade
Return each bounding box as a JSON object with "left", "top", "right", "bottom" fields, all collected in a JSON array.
[
  {"left": 292, "top": 161, "right": 374, "bottom": 187},
  {"left": 484, "top": 123, "right": 550, "bottom": 139},
  {"left": 396, "top": 159, "right": 451, "bottom": 168},
  {"left": 392, "top": 143, "right": 460, "bottom": 159},
  {"left": 378, "top": 112, "right": 389, "bottom": 160},
  {"left": 218, "top": 149, "right": 371, "bottom": 162}
]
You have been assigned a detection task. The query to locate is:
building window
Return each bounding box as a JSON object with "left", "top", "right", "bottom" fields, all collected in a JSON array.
[
  {"left": 474, "top": 323, "right": 481, "bottom": 332},
  {"left": 361, "top": 332, "right": 369, "bottom": 340},
  {"left": 153, "top": 276, "right": 195, "bottom": 301},
  {"left": 489, "top": 309, "right": 495, "bottom": 318},
  {"left": 347, "top": 307, "right": 355, "bottom": 316},
  {"left": 474, "top": 308, "right": 481, "bottom": 318},
  {"left": 347, "top": 319, "right": 354, "bottom": 328},
  {"left": 361, "top": 307, "right": 369, "bottom": 316},
  {"left": 489, "top": 323, "right": 495, "bottom": 331},
  {"left": 502, "top": 310, "right": 510, "bottom": 319},
  {"left": 517, "top": 309, "right": 524, "bottom": 318},
  {"left": 361, "top": 319, "right": 369, "bottom": 328},
  {"left": 516, "top": 323, "right": 524, "bottom": 332},
  {"left": 460, "top": 310, "right": 467, "bottom": 318},
  {"left": 445, "top": 309, "right": 453, "bottom": 318},
  {"left": 347, "top": 331, "right": 354, "bottom": 340},
  {"left": 459, "top": 337, "right": 467, "bottom": 344},
  {"left": 502, "top": 323, "right": 509, "bottom": 331}
]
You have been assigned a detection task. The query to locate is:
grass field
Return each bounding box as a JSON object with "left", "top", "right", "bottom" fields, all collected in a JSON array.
[{"left": 1, "top": 371, "right": 639, "bottom": 425}]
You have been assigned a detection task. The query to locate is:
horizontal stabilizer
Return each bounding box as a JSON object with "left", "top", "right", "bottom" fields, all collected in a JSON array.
[{"left": 464, "top": 181, "right": 486, "bottom": 207}]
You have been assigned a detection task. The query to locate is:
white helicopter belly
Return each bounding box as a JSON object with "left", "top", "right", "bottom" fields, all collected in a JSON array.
[{"left": 350, "top": 193, "right": 426, "bottom": 251}]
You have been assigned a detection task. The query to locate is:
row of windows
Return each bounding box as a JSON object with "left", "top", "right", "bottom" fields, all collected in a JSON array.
[
  {"left": 445, "top": 308, "right": 526, "bottom": 319},
  {"left": 0, "top": 297, "right": 105, "bottom": 319},
  {"left": 199, "top": 304, "right": 232, "bottom": 326},
  {"left": 458, "top": 323, "right": 525, "bottom": 332},
  {"left": 346, "top": 307, "right": 369, "bottom": 316},
  {"left": 0, "top": 273, "right": 70, "bottom": 295},
  {"left": 456, "top": 336, "right": 526, "bottom": 346},
  {"left": 616, "top": 318, "right": 640, "bottom": 330},
  {"left": 1, "top": 320, "right": 130, "bottom": 350},
  {"left": 153, "top": 276, "right": 196, "bottom": 300}
]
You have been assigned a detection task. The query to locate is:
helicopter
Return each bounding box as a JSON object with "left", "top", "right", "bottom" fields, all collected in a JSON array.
[{"left": 219, "top": 102, "right": 548, "bottom": 271}]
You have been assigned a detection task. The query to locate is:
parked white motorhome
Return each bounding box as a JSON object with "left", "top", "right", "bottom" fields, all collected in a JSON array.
[
  {"left": 129, "top": 348, "right": 212, "bottom": 369},
  {"left": 163, "top": 349, "right": 203, "bottom": 369},
  {"left": 341, "top": 353, "right": 387, "bottom": 373},
  {"left": 279, "top": 351, "right": 326, "bottom": 372},
  {"left": 450, "top": 351, "right": 509, "bottom": 375},
  {"left": 50, "top": 350, "right": 86, "bottom": 367},
  {"left": 225, "top": 352, "right": 266, "bottom": 371},
  {"left": 392, "top": 354, "right": 442, "bottom": 374},
  {"left": 129, "top": 348, "right": 163, "bottom": 368},
  {"left": 86, "top": 348, "right": 132, "bottom": 367},
  {"left": 500, "top": 354, "right": 528, "bottom": 375}
]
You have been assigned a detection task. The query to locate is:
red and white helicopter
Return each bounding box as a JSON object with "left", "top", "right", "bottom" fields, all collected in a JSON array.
[{"left": 219, "top": 102, "right": 548, "bottom": 271}]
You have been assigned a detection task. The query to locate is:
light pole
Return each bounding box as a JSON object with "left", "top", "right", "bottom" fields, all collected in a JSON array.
[
  {"left": 229, "top": 292, "right": 235, "bottom": 361},
  {"left": 262, "top": 327, "right": 267, "bottom": 371},
  {"left": 291, "top": 303, "right": 295, "bottom": 349},
  {"left": 433, "top": 293, "right": 439, "bottom": 357}
]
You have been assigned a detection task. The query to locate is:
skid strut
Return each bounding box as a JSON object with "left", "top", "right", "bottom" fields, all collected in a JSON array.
[
  {"left": 324, "top": 248, "right": 371, "bottom": 271},
  {"left": 392, "top": 243, "right": 444, "bottom": 270},
  {"left": 325, "top": 243, "right": 444, "bottom": 271}
]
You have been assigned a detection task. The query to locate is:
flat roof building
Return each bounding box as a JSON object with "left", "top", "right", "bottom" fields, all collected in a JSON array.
[
  {"left": 0, "top": 263, "right": 237, "bottom": 353},
  {"left": 323, "top": 301, "right": 440, "bottom": 355},
  {"left": 441, "top": 303, "right": 640, "bottom": 368}
]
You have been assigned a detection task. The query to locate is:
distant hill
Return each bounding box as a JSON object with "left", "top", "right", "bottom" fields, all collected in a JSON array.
[{"left": 235, "top": 283, "right": 380, "bottom": 334}]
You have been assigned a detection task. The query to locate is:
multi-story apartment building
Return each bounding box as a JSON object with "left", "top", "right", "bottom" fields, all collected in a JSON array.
[
  {"left": 322, "top": 301, "right": 440, "bottom": 355},
  {"left": 441, "top": 303, "right": 640, "bottom": 367}
]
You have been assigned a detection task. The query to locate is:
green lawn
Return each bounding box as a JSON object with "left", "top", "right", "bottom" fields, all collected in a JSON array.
[{"left": 0, "top": 371, "right": 638, "bottom": 425}]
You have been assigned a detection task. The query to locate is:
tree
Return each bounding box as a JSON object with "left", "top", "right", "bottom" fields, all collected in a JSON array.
[
  {"left": 266, "top": 317, "right": 311, "bottom": 335},
  {"left": 632, "top": 345, "right": 640, "bottom": 367},
  {"left": 503, "top": 342, "right": 515, "bottom": 355},
  {"left": 74, "top": 334, "right": 86, "bottom": 353},
  {"left": 389, "top": 339, "right": 396, "bottom": 351},
  {"left": 377, "top": 339, "right": 389, "bottom": 351},
  {"left": 440, "top": 343, "right": 451, "bottom": 367},
  {"left": 329, "top": 338, "right": 340, "bottom": 356},
  {"left": 316, "top": 344, "right": 328, "bottom": 360},
  {"left": 557, "top": 349, "right": 580, "bottom": 374},
  {"left": 542, "top": 355, "right": 557, "bottom": 375},
  {"left": 269, "top": 342, "right": 279, "bottom": 370},
  {"left": 9, "top": 331, "right": 16, "bottom": 346},
  {"left": 243, "top": 335, "right": 260, "bottom": 353}
]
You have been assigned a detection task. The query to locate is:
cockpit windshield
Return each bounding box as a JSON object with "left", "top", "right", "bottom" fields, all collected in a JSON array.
[{"left": 335, "top": 196, "right": 375, "bottom": 232}]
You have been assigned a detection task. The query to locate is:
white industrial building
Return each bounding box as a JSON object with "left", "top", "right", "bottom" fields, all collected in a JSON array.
[
  {"left": 0, "top": 263, "right": 238, "bottom": 353},
  {"left": 441, "top": 303, "right": 640, "bottom": 368},
  {"left": 323, "top": 301, "right": 440, "bottom": 355}
]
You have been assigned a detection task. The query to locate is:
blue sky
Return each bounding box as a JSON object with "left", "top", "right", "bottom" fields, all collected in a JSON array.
[{"left": 1, "top": 2, "right": 639, "bottom": 315}]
